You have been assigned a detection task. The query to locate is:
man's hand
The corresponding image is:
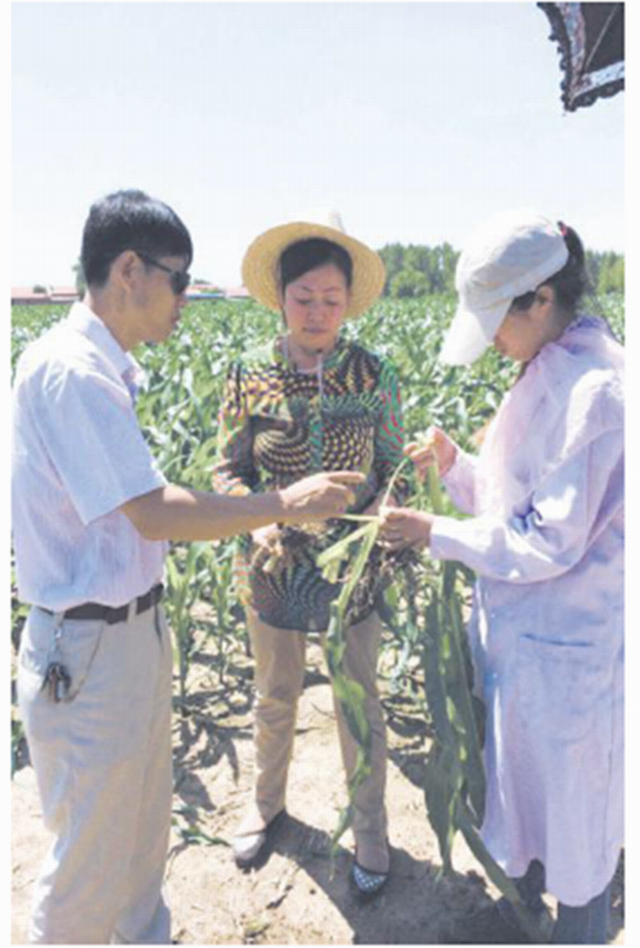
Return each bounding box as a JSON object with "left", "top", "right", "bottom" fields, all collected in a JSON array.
[
  {"left": 405, "top": 426, "right": 457, "bottom": 481},
  {"left": 380, "top": 506, "right": 435, "bottom": 550},
  {"left": 280, "top": 471, "right": 365, "bottom": 522}
]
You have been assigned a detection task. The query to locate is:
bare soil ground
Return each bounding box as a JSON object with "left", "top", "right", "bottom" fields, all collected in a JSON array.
[{"left": 11, "top": 641, "right": 624, "bottom": 945}]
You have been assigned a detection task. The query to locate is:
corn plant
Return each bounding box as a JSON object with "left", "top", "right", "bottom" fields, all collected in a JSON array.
[
  {"left": 416, "top": 466, "right": 552, "bottom": 941},
  {"left": 317, "top": 461, "right": 410, "bottom": 853},
  {"left": 318, "top": 452, "right": 551, "bottom": 941},
  {"left": 164, "top": 541, "right": 218, "bottom": 717}
]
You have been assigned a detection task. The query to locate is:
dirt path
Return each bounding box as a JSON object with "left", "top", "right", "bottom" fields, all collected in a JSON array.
[{"left": 11, "top": 642, "right": 624, "bottom": 944}]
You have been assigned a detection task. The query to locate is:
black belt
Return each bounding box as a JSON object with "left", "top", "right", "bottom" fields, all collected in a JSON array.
[{"left": 42, "top": 584, "right": 164, "bottom": 625}]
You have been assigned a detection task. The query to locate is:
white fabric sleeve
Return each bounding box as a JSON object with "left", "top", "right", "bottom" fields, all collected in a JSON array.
[
  {"left": 430, "top": 429, "right": 623, "bottom": 584},
  {"left": 440, "top": 448, "right": 479, "bottom": 515},
  {"left": 29, "top": 364, "right": 167, "bottom": 525}
]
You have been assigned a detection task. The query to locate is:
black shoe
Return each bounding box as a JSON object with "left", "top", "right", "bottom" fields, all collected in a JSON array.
[{"left": 351, "top": 858, "right": 389, "bottom": 901}]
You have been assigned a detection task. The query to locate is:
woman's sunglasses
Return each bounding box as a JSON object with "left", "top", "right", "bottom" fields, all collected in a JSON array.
[{"left": 136, "top": 251, "right": 191, "bottom": 296}]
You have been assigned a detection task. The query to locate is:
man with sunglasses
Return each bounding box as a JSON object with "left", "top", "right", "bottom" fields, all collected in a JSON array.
[{"left": 12, "top": 189, "right": 363, "bottom": 944}]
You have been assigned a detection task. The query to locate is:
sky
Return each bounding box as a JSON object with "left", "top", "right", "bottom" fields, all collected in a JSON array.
[{"left": 11, "top": 1, "right": 626, "bottom": 290}]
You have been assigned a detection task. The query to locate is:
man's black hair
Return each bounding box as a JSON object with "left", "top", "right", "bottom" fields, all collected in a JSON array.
[{"left": 81, "top": 189, "right": 193, "bottom": 288}]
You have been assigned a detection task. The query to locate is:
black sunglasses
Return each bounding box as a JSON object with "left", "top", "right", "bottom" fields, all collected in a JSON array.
[{"left": 136, "top": 251, "right": 191, "bottom": 296}]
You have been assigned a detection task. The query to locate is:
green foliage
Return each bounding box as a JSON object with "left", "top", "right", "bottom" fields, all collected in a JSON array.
[
  {"left": 11, "top": 305, "right": 68, "bottom": 376},
  {"left": 586, "top": 250, "right": 625, "bottom": 296},
  {"left": 165, "top": 542, "right": 218, "bottom": 715},
  {"left": 378, "top": 242, "right": 460, "bottom": 297},
  {"left": 389, "top": 268, "right": 430, "bottom": 299}
]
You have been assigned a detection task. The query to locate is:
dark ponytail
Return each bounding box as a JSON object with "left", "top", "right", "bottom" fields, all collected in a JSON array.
[{"left": 544, "top": 223, "right": 591, "bottom": 312}]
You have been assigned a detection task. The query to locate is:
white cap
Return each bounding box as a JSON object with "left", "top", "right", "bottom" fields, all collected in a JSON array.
[{"left": 440, "top": 209, "right": 570, "bottom": 365}]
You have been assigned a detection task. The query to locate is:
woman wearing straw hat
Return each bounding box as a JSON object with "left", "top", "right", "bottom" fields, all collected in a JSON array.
[{"left": 214, "top": 210, "right": 408, "bottom": 898}]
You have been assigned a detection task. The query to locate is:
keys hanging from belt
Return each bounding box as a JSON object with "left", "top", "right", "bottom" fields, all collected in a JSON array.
[
  {"left": 41, "top": 615, "right": 72, "bottom": 703},
  {"left": 42, "top": 662, "right": 72, "bottom": 703}
]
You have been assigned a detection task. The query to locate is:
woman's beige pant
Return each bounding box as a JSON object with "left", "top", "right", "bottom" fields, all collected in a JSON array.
[{"left": 246, "top": 608, "right": 388, "bottom": 850}]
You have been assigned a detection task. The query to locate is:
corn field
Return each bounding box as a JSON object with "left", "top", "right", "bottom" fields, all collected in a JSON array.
[{"left": 11, "top": 294, "right": 625, "bottom": 934}]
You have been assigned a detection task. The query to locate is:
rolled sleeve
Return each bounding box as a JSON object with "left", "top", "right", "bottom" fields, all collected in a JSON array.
[
  {"left": 441, "top": 448, "right": 478, "bottom": 514},
  {"left": 431, "top": 429, "right": 623, "bottom": 584}
]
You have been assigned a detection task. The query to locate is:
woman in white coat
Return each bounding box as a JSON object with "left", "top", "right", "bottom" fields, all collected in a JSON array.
[{"left": 382, "top": 209, "right": 623, "bottom": 944}]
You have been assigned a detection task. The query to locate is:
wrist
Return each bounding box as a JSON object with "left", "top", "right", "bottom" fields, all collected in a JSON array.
[
  {"left": 421, "top": 511, "right": 435, "bottom": 545},
  {"left": 266, "top": 489, "right": 288, "bottom": 521},
  {"left": 439, "top": 447, "right": 457, "bottom": 478},
  {"left": 273, "top": 485, "right": 305, "bottom": 524}
]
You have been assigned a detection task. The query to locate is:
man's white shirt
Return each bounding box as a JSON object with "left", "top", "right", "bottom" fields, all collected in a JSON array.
[{"left": 12, "top": 302, "right": 169, "bottom": 611}]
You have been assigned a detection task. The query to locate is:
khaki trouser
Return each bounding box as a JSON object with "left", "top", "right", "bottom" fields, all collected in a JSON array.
[
  {"left": 17, "top": 602, "right": 174, "bottom": 944},
  {"left": 246, "top": 608, "right": 388, "bottom": 850}
]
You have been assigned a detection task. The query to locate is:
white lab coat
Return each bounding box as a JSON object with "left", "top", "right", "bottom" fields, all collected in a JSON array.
[{"left": 430, "top": 315, "right": 624, "bottom": 906}]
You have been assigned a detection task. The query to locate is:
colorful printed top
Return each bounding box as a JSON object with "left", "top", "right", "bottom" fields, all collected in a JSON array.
[{"left": 214, "top": 334, "right": 410, "bottom": 631}]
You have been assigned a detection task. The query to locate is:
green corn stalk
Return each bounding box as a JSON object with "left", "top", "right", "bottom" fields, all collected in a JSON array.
[
  {"left": 415, "top": 457, "right": 551, "bottom": 943},
  {"left": 317, "top": 459, "right": 409, "bottom": 859},
  {"left": 165, "top": 541, "right": 216, "bottom": 717},
  {"left": 318, "top": 450, "right": 551, "bottom": 940},
  {"left": 421, "top": 465, "right": 486, "bottom": 833},
  {"left": 206, "top": 545, "right": 246, "bottom": 683}
]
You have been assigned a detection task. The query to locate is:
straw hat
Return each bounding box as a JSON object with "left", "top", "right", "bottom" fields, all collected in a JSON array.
[{"left": 241, "top": 210, "right": 386, "bottom": 318}]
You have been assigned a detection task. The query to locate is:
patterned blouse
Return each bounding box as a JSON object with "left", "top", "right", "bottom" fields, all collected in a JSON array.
[{"left": 214, "top": 334, "right": 410, "bottom": 631}]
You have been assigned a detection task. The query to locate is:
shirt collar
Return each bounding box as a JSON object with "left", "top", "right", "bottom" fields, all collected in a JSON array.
[{"left": 67, "top": 301, "right": 145, "bottom": 386}]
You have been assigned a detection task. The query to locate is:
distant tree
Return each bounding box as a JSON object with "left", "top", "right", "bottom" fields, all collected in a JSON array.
[
  {"left": 378, "top": 241, "right": 460, "bottom": 296},
  {"left": 32, "top": 284, "right": 48, "bottom": 294},
  {"left": 598, "top": 255, "right": 624, "bottom": 295},
  {"left": 389, "top": 268, "right": 430, "bottom": 298},
  {"left": 586, "top": 250, "right": 624, "bottom": 296},
  {"left": 378, "top": 244, "right": 405, "bottom": 294},
  {"left": 403, "top": 245, "right": 432, "bottom": 279}
]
